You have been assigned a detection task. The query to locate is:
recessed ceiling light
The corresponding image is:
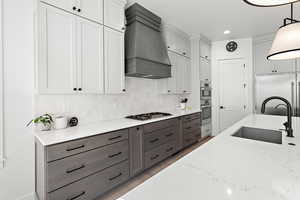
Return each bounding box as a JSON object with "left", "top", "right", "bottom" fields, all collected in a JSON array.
[
  {"left": 243, "top": 0, "right": 300, "bottom": 7},
  {"left": 224, "top": 30, "right": 231, "bottom": 35}
]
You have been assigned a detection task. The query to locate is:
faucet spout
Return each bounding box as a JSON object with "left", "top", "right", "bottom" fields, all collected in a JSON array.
[{"left": 261, "top": 96, "right": 294, "bottom": 138}]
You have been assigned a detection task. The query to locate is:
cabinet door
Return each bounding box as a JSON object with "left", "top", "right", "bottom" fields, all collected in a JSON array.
[
  {"left": 104, "top": 0, "right": 126, "bottom": 32},
  {"left": 77, "top": 18, "right": 104, "bottom": 94},
  {"left": 41, "top": 0, "right": 75, "bottom": 13},
  {"left": 200, "top": 40, "right": 211, "bottom": 60},
  {"left": 183, "top": 57, "right": 191, "bottom": 93},
  {"left": 166, "top": 51, "right": 178, "bottom": 94},
  {"left": 176, "top": 54, "right": 185, "bottom": 94},
  {"left": 104, "top": 27, "right": 125, "bottom": 94},
  {"left": 77, "top": 0, "right": 103, "bottom": 24},
  {"left": 255, "top": 41, "right": 296, "bottom": 74},
  {"left": 200, "top": 57, "right": 211, "bottom": 81},
  {"left": 39, "top": 4, "right": 77, "bottom": 94},
  {"left": 129, "top": 127, "right": 144, "bottom": 177}
]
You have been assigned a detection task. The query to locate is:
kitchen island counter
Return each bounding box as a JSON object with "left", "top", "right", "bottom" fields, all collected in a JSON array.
[{"left": 119, "top": 114, "right": 300, "bottom": 200}]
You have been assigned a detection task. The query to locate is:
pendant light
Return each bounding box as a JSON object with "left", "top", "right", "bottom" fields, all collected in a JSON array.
[
  {"left": 243, "top": 0, "right": 300, "bottom": 7},
  {"left": 268, "top": 3, "right": 300, "bottom": 60}
]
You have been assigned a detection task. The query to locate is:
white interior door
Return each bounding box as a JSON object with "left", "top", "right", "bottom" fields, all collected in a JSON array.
[
  {"left": 77, "top": 17, "right": 104, "bottom": 94},
  {"left": 219, "top": 59, "right": 247, "bottom": 131}
]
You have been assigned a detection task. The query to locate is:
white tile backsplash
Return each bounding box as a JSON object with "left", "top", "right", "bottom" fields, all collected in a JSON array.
[{"left": 35, "top": 78, "right": 188, "bottom": 125}]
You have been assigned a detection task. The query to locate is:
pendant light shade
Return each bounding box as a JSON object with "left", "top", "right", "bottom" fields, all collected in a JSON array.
[
  {"left": 268, "top": 23, "right": 300, "bottom": 60},
  {"left": 243, "top": 0, "right": 300, "bottom": 7}
]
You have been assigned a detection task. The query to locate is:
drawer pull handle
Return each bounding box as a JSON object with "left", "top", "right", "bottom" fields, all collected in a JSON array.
[
  {"left": 67, "top": 191, "right": 86, "bottom": 200},
  {"left": 108, "top": 152, "right": 122, "bottom": 158},
  {"left": 186, "top": 127, "right": 192, "bottom": 130},
  {"left": 66, "top": 164, "right": 85, "bottom": 174},
  {"left": 166, "top": 147, "right": 174, "bottom": 153},
  {"left": 150, "top": 154, "right": 159, "bottom": 160},
  {"left": 109, "top": 172, "right": 123, "bottom": 181},
  {"left": 66, "top": 145, "right": 85, "bottom": 152},
  {"left": 165, "top": 133, "right": 174, "bottom": 137},
  {"left": 150, "top": 138, "right": 159, "bottom": 143},
  {"left": 108, "top": 135, "right": 122, "bottom": 141}
]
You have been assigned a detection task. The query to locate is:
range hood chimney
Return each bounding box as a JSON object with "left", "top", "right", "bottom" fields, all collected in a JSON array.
[{"left": 125, "top": 3, "right": 171, "bottom": 79}]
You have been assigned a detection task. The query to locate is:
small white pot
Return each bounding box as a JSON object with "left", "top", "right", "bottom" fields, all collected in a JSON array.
[
  {"left": 180, "top": 103, "right": 186, "bottom": 110},
  {"left": 54, "top": 116, "right": 68, "bottom": 130}
]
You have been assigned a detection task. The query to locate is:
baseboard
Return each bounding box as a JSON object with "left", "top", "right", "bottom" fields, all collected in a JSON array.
[{"left": 16, "top": 193, "right": 36, "bottom": 200}]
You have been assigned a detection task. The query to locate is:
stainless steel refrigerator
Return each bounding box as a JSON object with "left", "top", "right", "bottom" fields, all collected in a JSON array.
[{"left": 255, "top": 73, "right": 300, "bottom": 116}]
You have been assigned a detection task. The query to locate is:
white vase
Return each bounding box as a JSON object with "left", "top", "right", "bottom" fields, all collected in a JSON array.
[
  {"left": 35, "top": 123, "right": 52, "bottom": 131},
  {"left": 54, "top": 116, "right": 68, "bottom": 130}
]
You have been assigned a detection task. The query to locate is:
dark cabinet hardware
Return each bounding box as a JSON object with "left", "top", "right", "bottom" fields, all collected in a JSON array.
[
  {"left": 168, "top": 90, "right": 171, "bottom": 93},
  {"left": 77, "top": 8, "right": 81, "bottom": 12},
  {"left": 108, "top": 152, "right": 122, "bottom": 158},
  {"left": 183, "top": 52, "right": 186, "bottom": 55},
  {"left": 73, "top": 88, "right": 77, "bottom": 91},
  {"left": 166, "top": 147, "right": 174, "bottom": 153},
  {"left": 72, "top": 6, "right": 77, "bottom": 11},
  {"left": 122, "top": 27, "right": 125, "bottom": 30},
  {"left": 67, "top": 191, "right": 86, "bottom": 200},
  {"left": 66, "top": 145, "right": 85, "bottom": 152},
  {"left": 109, "top": 173, "right": 122, "bottom": 181},
  {"left": 183, "top": 90, "right": 187, "bottom": 93},
  {"left": 66, "top": 164, "right": 85, "bottom": 174},
  {"left": 150, "top": 138, "right": 159, "bottom": 143},
  {"left": 108, "top": 135, "right": 122, "bottom": 141},
  {"left": 78, "top": 88, "right": 82, "bottom": 91},
  {"left": 136, "top": 127, "right": 140, "bottom": 130},
  {"left": 220, "top": 106, "right": 225, "bottom": 109},
  {"left": 150, "top": 154, "right": 159, "bottom": 160},
  {"left": 165, "top": 133, "right": 174, "bottom": 137},
  {"left": 122, "top": 89, "right": 126, "bottom": 92}
]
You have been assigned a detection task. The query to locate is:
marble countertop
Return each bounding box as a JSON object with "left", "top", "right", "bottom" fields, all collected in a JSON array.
[
  {"left": 34, "top": 109, "right": 201, "bottom": 146},
  {"left": 119, "top": 114, "right": 300, "bottom": 200}
]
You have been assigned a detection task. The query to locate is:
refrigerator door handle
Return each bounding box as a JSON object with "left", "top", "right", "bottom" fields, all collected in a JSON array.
[{"left": 291, "top": 82, "right": 295, "bottom": 116}]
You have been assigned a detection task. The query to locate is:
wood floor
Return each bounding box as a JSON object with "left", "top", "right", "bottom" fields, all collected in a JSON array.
[{"left": 97, "top": 136, "right": 213, "bottom": 200}]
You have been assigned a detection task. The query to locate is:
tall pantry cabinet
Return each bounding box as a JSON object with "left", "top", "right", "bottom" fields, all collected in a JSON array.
[{"left": 37, "top": 0, "right": 126, "bottom": 94}]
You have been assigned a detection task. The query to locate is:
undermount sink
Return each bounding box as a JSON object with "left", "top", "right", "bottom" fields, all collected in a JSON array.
[{"left": 232, "top": 127, "right": 282, "bottom": 144}]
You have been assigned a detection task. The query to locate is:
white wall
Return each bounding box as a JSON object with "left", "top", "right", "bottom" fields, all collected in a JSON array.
[
  {"left": 0, "top": 0, "right": 35, "bottom": 200},
  {"left": 211, "top": 38, "right": 253, "bottom": 136},
  {"left": 35, "top": 78, "right": 186, "bottom": 125}
]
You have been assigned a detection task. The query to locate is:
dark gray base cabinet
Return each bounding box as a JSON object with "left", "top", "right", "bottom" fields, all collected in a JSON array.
[{"left": 35, "top": 112, "right": 201, "bottom": 200}]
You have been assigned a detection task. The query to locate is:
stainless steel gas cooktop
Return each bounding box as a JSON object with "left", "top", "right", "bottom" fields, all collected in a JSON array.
[{"left": 125, "top": 112, "right": 172, "bottom": 121}]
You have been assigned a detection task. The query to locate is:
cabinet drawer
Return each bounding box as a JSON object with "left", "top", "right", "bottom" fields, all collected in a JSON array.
[
  {"left": 47, "top": 129, "right": 128, "bottom": 162},
  {"left": 144, "top": 140, "right": 177, "bottom": 169},
  {"left": 48, "top": 160, "right": 129, "bottom": 200},
  {"left": 144, "top": 118, "right": 178, "bottom": 133},
  {"left": 183, "top": 119, "right": 201, "bottom": 134},
  {"left": 47, "top": 140, "right": 128, "bottom": 192},
  {"left": 144, "top": 127, "right": 178, "bottom": 152},
  {"left": 183, "top": 132, "right": 197, "bottom": 148},
  {"left": 182, "top": 113, "right": 201, "bottom": 123}
]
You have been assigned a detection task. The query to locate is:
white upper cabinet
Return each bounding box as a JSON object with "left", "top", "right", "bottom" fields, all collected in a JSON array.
[
  {"left": 200, "top": 40, "right": 211, "bottom": 60},
  {"left": 104, "top": 0, "right": 126, "bottom": 32},
  {"left": 163, "top": 25, "right": 191, "bottom": 57},
  {"left": 76, "top": 0, "right": 103, "bottom": 24},
  {"left": 255, "top": 41, "right": 296, "bottom": 75},
  {"left": 38, "top": 4, "right": 77, "bottom": 94},
  {"left": 163, "top": 51, "right": 178, "bottom": 94},
  {"left": 77, "top": 18, "right": 104, "bottom": 94},
  {"left": 104, "top": 27, "right": 125, "bottom": 94},
  {"left": 41, "top": 0, "right": 75, "bottom": 13},
  {"left": 200, "top": 57, "right": 211, "bottom": 81}
]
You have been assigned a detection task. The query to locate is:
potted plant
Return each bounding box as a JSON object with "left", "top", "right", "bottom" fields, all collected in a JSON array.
[{"left": 27, "top": 114, "right": 53, "bottom": 131}]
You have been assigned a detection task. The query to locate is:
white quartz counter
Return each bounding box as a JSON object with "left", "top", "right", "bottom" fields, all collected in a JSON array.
[
  {"left": 34, "top": 109, "right": 201, "bottom": 146},
  {"left": 119, "top": 114, "right": 300, "bottom": 200}
]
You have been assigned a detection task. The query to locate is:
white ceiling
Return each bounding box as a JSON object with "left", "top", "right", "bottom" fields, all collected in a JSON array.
[{"left": 128, "top": 0, "right": 300, "bottom": 41}]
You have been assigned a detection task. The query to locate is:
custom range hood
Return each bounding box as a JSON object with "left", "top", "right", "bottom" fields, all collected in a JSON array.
[{"left": 125, "top": 3, "right": 171, "bottom": 79}]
